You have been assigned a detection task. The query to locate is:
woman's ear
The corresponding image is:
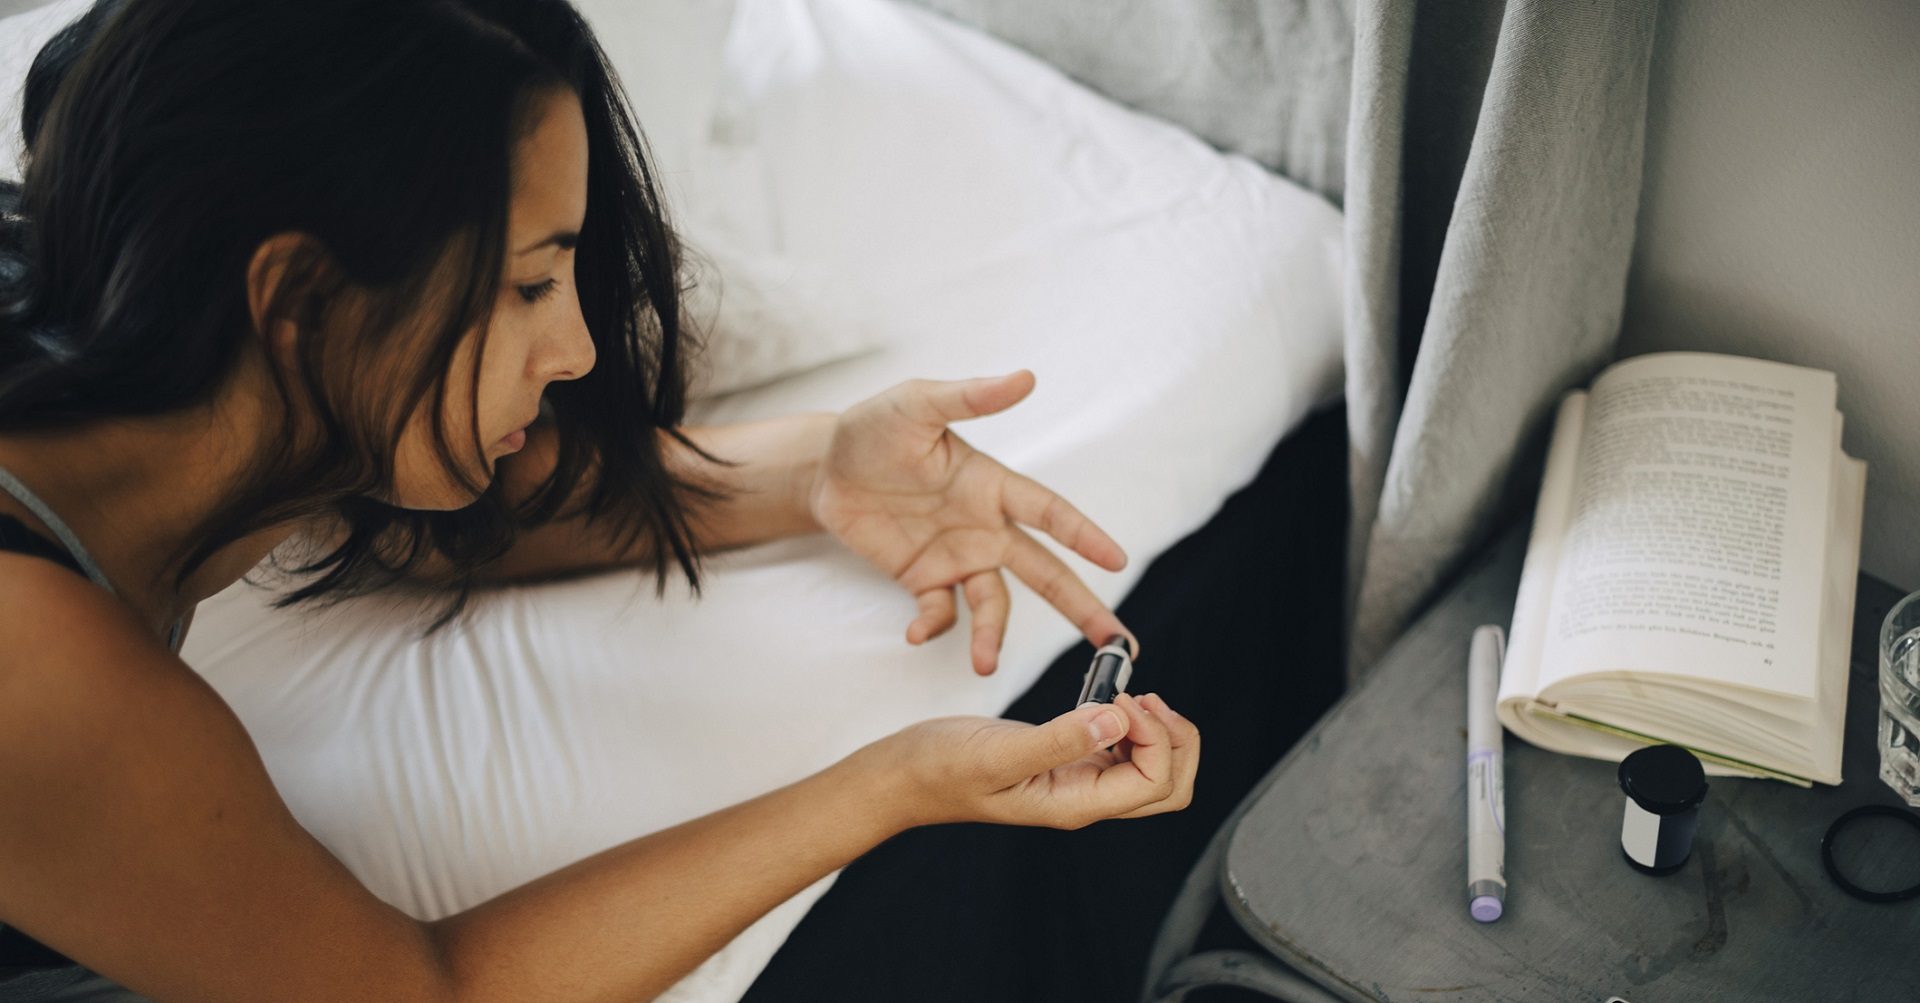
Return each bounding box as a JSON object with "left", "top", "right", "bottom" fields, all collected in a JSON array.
[{"left": 244, "top": 231, "right": 322, "bottom": 367}]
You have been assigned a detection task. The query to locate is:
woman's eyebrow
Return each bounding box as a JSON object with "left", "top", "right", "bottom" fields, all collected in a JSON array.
[{"left": 515, "top": 230, "right": 579, "bottom": 254}]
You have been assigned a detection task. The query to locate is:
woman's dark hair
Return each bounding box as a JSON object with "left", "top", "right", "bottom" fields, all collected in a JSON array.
[{"left": 0, "top": 0, "right": 730, "bottom": 628}]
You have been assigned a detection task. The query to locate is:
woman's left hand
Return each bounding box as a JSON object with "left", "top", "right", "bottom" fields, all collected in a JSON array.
[{"left": 808, "top": 370, "right": 1136, "bottom": 676}]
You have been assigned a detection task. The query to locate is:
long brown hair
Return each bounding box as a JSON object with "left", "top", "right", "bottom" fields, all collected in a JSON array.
[{"left": 0, "top": 0, "right": 733, "bottom": 630}]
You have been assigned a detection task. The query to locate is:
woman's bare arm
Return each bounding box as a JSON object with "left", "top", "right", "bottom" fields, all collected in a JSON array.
[
  {"left": 476, "top": 414, "right": 836, "bottom": 584},
  {"left": 0, "top": 559, "right": 903, "bottom": 1003}
]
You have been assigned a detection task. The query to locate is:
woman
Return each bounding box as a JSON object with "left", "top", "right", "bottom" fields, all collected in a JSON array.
[{"left": 0, "top": 0, "right": 1199, "bottom": 999}]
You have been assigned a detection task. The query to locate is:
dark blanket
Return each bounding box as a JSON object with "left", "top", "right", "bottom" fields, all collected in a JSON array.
[{"left": 741, "top": 406, "right": 1349, "bottom": 1003}]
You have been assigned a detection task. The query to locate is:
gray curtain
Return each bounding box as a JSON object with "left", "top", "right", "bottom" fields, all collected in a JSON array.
[{"left": 1342, "top": 0, "right": 1658, "bottom": 675}]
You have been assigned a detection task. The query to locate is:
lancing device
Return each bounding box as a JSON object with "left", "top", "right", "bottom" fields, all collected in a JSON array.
[
  {"left": 1075, "top": 635, "right": 1134, "bottom": 706},
  {"left": 1466, "top": 624, "right": 1507, "bottom": 923}
]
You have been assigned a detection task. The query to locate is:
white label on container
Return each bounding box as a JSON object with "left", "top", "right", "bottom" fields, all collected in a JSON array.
[{"left": 1621, "top": 799, "right": 1662, "bottom": 867}]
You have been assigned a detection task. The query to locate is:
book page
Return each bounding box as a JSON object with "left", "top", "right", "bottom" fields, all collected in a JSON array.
[
  {"left": 1807, "top": 429, "right": 1866, "bottom": 783},
  {"left": 1499, "top": 392, "right": 1587, "bottom": 705},
  {"left": 1536, "top": 353, "right": 1837, "bottom": 698}
]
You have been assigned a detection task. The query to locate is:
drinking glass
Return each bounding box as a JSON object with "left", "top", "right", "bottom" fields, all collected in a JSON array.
[{"left": 1878, "top": 590, "right": 1920, "bottom": 806}]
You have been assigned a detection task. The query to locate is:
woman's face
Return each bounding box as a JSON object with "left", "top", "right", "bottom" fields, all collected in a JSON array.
[{"left": 391, "top": 86, "right": 597, "bottom": 510}]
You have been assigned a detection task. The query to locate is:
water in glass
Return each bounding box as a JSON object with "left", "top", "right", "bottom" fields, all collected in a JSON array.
[{"left": 1878, "top": 594, "right": 1920, "bottom": 806}]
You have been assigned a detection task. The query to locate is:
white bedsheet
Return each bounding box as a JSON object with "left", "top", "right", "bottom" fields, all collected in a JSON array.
[{"left": 180, "top": 2, "right": 1344, "bottom": 999}]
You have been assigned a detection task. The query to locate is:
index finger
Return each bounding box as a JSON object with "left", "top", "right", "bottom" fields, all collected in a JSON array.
[{"left": 1005, "top": 528, "right": 1136, "bottom": 656}]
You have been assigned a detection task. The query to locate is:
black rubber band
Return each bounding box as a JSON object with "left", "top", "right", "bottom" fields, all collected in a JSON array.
[{"left": 1820, "top": 804, "right": 1920, "bottom": 904}]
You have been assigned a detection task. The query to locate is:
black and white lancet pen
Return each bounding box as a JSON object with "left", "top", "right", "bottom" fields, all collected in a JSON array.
[
  {"left": 1467, "top": 624, "right": 1508, "bottom": 922},
  {"left": 1075, "top": 635, "right": 1134, "bottom": 706}
]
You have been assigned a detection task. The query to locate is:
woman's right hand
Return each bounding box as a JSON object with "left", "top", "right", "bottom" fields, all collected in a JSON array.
[{"left": 855, "top": 691, "right": 1200, "bottom": 831}]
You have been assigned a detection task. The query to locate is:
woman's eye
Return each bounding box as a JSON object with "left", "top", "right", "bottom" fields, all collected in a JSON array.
[{"left": 516, "top": 278, "right": 559, "bottom": 304}]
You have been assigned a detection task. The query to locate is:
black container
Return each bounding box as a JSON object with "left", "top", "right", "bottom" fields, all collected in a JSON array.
[{"left": 1618, "top": 744, "right": 1708, "bottom": 876}]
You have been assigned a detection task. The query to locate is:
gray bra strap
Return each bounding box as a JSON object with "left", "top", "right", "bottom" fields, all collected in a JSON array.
[
  {"left": 0, "top": 464, "right": 184, "bottom": 653},
  {"left": 0, "top": 463, "right": 116, "bottom": 595}
]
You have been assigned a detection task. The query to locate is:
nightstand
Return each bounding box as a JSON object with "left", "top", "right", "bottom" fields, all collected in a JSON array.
[{"left": 1145, "top": 527, "right": 1920, "bottom": 1002}]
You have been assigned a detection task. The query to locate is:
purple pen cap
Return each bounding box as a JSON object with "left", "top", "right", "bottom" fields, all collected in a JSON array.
[{"left": 1470, "top": 895, "right": 1503, "bottom": 923}]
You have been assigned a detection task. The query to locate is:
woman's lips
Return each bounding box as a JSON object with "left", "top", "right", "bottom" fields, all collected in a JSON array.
[{"left": 499, "top": 427, "right": 528, "bottom": 452}]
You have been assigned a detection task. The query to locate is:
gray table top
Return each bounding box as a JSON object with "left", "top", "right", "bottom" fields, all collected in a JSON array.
[{"left": 1223, "top": 527, "right": 1920, "bottom": 1003}]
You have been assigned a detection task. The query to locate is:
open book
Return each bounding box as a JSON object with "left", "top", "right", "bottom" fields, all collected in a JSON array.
[{"left": 1500, "top": 352, "right": 1866, "bottom": 786}]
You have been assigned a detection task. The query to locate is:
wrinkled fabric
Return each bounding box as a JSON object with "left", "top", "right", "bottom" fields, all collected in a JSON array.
[{"left": 1342, "top": 0, "right": 1658, "bottom": 676}]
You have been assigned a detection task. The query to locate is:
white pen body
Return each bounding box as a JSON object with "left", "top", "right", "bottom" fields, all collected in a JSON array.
[{"left": 1467, "top": 625, "right": 1507, "bottom": 922}]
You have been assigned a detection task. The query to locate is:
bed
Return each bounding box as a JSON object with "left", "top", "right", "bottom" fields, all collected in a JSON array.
[{"left": 0, "top": 1, "right": 1347, "bottom": 1000}]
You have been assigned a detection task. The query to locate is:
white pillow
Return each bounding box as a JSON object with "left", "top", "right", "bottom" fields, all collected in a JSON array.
[
  {"left": 676, "top": 229, "right": 885, "bottom": 398},
  {"left": 571, "top": 0, "right": 734, "bottom": 205},
  {"left": 518, "top": 0, "right": 889, "bottom": 400},
  {"left": 672, "top": 0, "right": 1350, "bottom": 399}
]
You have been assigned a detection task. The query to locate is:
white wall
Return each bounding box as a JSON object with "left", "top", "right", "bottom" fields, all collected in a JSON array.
[{"left": 1620, "top": 0, "right": 1920, "bottom": 589}]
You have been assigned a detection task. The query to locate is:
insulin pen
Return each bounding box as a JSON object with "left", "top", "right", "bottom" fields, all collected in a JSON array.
[
  {"left": 1467, "top": 624, "right": 1507, "bottom": 922},
  {"left": 1075, "top": 635, "right": 1134, "bottom": 706}
]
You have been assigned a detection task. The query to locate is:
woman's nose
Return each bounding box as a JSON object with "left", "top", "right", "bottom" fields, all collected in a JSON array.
[{"left": 540, "top": 307, "right": 596, "bottom": 382}]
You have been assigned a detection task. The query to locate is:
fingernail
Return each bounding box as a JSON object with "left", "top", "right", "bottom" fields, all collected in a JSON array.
[{"left": 1088, "top": 709, "right": 1126, "bottom": 745}]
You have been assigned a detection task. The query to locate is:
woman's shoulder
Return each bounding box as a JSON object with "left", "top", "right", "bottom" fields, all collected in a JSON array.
[
  {"left": 0, "top": 551, "right": 188, "bottom": 699},
  {"left": 0, "top": 551, "right": 237, "bottom": 837},
  {"left": 0, "top": 554, "right": 340, "bottom": 998},
  {"left": 0, "top": 552, "right": 252, "bottom": 872}
]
